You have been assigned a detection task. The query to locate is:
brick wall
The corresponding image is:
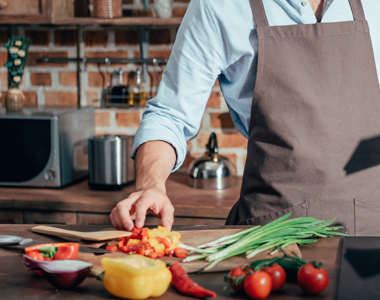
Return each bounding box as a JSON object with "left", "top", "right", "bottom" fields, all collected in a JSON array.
[{"left": 0, "top": 1, "right": 248, "bottom": 175}]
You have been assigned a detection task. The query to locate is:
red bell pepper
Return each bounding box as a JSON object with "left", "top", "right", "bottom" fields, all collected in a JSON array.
[
  {"left": 24, "top": 243, "right": 80, "bottom": 276},
  {"left": 24, "top": 243, "right": 79, "bottom": 261}
]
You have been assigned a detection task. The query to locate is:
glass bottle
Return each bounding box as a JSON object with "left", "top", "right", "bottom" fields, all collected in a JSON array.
[
  {"left": 111, "top": 69, "right": 128, "bottom": 104},
  {"left": 128, "top": 69, "right": 148, "bottom": 105}
]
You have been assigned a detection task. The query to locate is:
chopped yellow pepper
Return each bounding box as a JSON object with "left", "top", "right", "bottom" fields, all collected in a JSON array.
[{"left": 101, "top": 255, "right": 172, "bottom": 300}]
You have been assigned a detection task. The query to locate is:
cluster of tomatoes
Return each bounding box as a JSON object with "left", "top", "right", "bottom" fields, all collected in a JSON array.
[{"left": 227, "top": 262, "right": 329, "bottom": 299}]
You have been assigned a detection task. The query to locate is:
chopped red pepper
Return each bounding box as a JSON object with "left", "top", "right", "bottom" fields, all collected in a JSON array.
[
  {"left": 119, "top": 245, "right": 129, "bottom": 253},
  {"left": 132, "top": 227, "right": 143, "bottom": 234},
  {"left": 142, "top": 236, "right": 148, "bottom": 244},
  {"left": 106, "top": 245, "right": 118, "bottom": 251},
  {"left": 130, "top": 232, "right": 142, "bottom": 239},
  {"left": 156, "top": 251, "right": 166, "bottom": 258},
  {"left": 162, "top": 237, "right": 171, "bottom": 248},
  {"left": 136, "top": 246, "right": 145, "bottom": 256},
  {"left": 169, "top": 264, "right": 217, "bottom": 298},
  {"left": 148, "top": 252, "right": 158, "bottom": 259},
  {"left": 174, "top": 247, "right": 188, "bottom": 258}
]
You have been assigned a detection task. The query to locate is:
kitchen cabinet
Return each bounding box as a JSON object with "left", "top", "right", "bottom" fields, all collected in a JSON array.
[
  {"left": 0, "top": 0, "right": 52, "bottom": 24},
  {"left": 0, "top": 172, "right": 240, "bottom": 226}
]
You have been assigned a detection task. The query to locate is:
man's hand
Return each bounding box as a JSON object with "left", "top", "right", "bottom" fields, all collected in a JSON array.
[
  {"left": 110, "top": 186, "right": 174, "bottom": 231},
  {"left": 110, "top": 140, "right": 177, "bottom": 231}
]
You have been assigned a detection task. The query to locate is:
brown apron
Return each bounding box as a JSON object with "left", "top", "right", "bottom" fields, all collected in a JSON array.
[{"left": 226, "top": 0, "right": 380, "bottom": 236}]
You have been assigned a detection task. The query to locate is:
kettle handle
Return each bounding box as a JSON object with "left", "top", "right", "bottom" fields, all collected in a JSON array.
[{"left": 206, "top": 132, "right": 219, "bottom": 156}]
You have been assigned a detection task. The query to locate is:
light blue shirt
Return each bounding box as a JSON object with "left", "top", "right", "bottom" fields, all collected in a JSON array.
[{"left": 132, "top": 0, "right": 380, "bottom": 171}]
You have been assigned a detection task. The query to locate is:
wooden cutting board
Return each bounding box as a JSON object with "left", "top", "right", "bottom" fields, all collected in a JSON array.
[
  {"left": 31, "top": 225, "right": 131, "bottom": 241},
  {"left": 78, "top": 228, "right": 301, "bottom": 275}
]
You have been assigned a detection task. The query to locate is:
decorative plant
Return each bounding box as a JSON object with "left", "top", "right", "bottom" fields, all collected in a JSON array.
[{"left": 3, "top": 36, "right": 31, "bottom": 89}]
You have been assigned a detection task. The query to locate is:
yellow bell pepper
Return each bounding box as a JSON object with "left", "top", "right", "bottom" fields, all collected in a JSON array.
[{"left": 101, "top": 255, "right": 172, "bottom": 300}]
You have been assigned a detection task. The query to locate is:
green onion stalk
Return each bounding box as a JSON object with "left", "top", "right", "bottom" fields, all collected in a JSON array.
[{"left": 179, "top": 213, "right": 348, "bottom": 271}]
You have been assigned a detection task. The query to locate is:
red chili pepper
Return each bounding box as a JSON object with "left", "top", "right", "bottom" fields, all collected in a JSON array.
[{"left": 169, "top": 264, "right": 217, "bottom": 298}]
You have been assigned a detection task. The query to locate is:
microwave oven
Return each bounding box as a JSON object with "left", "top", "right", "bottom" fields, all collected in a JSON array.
[{"left": 0, "top": 106, "right": 95, "bottom": 187}]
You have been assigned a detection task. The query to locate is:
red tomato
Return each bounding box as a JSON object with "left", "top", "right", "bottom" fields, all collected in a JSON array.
[
  {"left": 243, "top": 271, "right": 272, "bottom": 299},
  {"left": 262, "top": 264, "right": 286, "bottom": 291},
  {"left": 228, "top": 265, "right": 251, "bottom": 292},
  {"left": 297, "top": 263, "right": 329, "bottom": 295}
]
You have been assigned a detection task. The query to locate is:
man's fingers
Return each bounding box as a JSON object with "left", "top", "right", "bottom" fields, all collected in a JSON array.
[
  {"left": 110, "top": 189, "right": 175, "bottom": 232},
  {"left": 115, "top": 201, "right": 134, "bottom": 231},
  {"left": 110, "top": 208, "right": 125, "bottom": 230},
  {"left": 134, "top": 200, "right": 149, "bottom": 228},
  {"left": 112, "top": 191, "right": 144, "bottom": 231},
  {"left": 160, "top": 203, "right": 174, "bottom": 231}
]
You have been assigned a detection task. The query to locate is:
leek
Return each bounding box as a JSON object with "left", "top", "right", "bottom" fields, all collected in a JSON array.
[{"left": 181, "top": 213, "right": 348, "bottom": 271}]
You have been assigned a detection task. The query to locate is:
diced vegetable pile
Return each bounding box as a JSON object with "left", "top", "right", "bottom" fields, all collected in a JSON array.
[{"left": 106, "top": 226, "right": 188, "bottom": 259}]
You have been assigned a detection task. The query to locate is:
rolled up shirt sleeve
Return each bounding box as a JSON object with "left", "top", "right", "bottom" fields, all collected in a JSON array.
[{"left": 131, "top": 0, "right": 226, "bottom": 171}]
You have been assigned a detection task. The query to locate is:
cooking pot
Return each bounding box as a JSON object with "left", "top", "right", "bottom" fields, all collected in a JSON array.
[
  {"left": 88, "top": 134, "right": 135, "bottom": 190},
  {"left": 188, "top": 132, "right": 237, "bottom": 189}
]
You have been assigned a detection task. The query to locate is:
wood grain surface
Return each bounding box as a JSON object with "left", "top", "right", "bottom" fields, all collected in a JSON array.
[
  {"left": 0, "top": 224, "right": 342, "bottom": 300},
  {"left": 0, "top": 173, "right": 241, "bottom": 220},
  {"left": 31, "top": 225, "right": 132, "bottom": 241},
  {"left": 78, "top": 228, "right": 301, "bottom": 275}
]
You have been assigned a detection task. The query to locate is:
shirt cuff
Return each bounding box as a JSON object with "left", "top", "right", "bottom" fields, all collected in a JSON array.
[{"left": 130, "top": 124, "right": 187, "bottom": 173}]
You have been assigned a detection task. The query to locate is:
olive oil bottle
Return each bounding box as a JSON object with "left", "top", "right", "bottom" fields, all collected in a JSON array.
[{"left": 129, "top": 69, "right": 149, "bottom": 105}]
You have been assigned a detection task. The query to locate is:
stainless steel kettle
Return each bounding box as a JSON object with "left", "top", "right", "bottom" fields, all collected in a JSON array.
[{"left": 188, "top": 132, "right": 237, "bottom": 189}]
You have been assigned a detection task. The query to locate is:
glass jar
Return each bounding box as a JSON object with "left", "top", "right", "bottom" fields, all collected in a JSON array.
[
  {"left": 6, "top": 88, "right": 25, "bottom": 113},
  {"left": 111, "top": 69, "right": 129, "bottom": 104},
  {"left": 128, "top": 69, "right": 149, "bottom": 105}
]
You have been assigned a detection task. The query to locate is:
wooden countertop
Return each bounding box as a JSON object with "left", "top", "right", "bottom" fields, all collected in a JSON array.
[
  {"left": 0, "top": 224, "right": 342, "bottom": 300},
  {"left": 0, "top": 172, "right": 241, "bottom": 220}
]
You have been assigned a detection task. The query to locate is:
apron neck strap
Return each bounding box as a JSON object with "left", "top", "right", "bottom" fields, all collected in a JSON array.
[
  {"left": 348, "top": 0, "right": 366, "bottom": 21},
  {"left": 250, "top": 0, "right": 366, "bottom": 28},
  {"left": 249, "top": 0, "right": 269, "bottom": 28}
]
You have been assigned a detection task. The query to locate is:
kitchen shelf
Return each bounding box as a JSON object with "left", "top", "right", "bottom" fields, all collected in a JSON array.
[
  {"left": 0, "top": 16, "right": 183, "bottom": 26},
  {"left": 0, "top": 15, "right": 51, "bottom": 24},
  {"left": 53, "top": 17, "right": 183, "bottom": 26}
]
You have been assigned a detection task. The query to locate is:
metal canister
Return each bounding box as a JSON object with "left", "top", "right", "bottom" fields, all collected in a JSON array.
[{"left": 88, "top": 134, "right": 135, "bottom": 190}]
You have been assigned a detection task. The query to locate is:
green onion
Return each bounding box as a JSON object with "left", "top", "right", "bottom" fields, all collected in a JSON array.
[{"left": 181, "top": 213, "right": 348, "bottom": 271}]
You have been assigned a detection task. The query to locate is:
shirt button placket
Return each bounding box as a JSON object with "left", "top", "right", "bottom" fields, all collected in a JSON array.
[{"left": 301, "top": 1, "right": 308, "bottom": 6}]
